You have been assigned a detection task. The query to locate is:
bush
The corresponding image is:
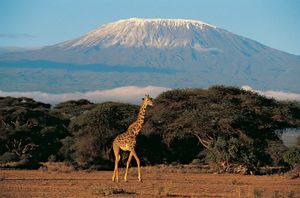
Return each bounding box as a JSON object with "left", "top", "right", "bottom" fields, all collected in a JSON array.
[
  {"left": 266, "top": 140, "right": 287, "bottom": 165},
  {"left": 60, "top": 102, "right": 138, "bottom": 169},
  {"left": 53, "top": 99, "right": 95, "bottom": 120},
  {"left": 2, "top": 86, "right": 300, "bottom": 170},
  {"left": 283, "top": 148, "right": 300, "bottom": 167},
  {"left": 0, "top": 96, "right": 69, "bottom": 165},
  {"left": 143, "top": 86, "right": 300, "bottom": 166},
  {"left": 0, "top": 152, "right": 19, "bottom": 163},
  {"left": 205, "top": 137, "right": 257, "bottom": 166}
]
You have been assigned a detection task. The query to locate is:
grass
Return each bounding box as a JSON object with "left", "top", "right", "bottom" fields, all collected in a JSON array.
[
  {"left": 0, "top": 175, "right": 5, "bottom": 181},
  {"left": 154, "top": 181, "right": 171, "bottom": 196},
  {"left": 271, "top": 190, "right": 295, "bottom": 198},
  {"left": 156, "top": 186, "right": 166, "bottom": 196},
  {"left": 287, "top": 190, "right": 296, "bottom": 198},
  {"left": 252, "top": 187, "right": 264, "bottom": 198},
  {"left": 271, "top": 190, "right": 281, "bottom": 198},
  {"left": 93, "top": 187, "right": 135, "bottom": 196},
  {"left": 155, "top": 186, "right": 191, "bottom": 197},
  {"left": 0, "top": 161, "right": 21, "bottom": 168},
  {"left": 1, "top": 167, "right": 299, "bottom": 197},
  {"left": 39, "top": 162, "right": 74, "bottom": 173},
  {"left": 231, "top": 179, "right": 244, "bottom": 185}
]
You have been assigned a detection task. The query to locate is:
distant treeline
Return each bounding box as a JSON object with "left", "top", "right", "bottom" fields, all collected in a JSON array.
[{"left": 0, "top": 86, "right": 299, "bottom": 173}]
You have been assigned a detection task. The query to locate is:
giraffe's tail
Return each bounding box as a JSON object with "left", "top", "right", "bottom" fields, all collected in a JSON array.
[{"left": 108, "top": 146, "right": 114, "bottom": 161}]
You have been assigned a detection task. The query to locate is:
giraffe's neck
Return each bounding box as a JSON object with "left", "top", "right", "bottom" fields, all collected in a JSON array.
[
  {"left": 137, "top": 102, "right": 146, "bottom": 124},
  {"left": 131, "top": 102, "right": 147, "bottom": 135}
]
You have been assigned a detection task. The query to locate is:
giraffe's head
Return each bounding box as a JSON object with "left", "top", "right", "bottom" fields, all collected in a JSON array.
[{"left": 142, "top": 95, "right": 154, "bottom": 107}]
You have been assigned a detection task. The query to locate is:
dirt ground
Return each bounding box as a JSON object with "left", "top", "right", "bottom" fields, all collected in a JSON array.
[{"left": 0, "top": 165, "right": 299, "bottom": 198}]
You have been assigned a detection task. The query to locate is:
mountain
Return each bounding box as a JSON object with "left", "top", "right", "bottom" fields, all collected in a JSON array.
[
  {"left": 0, "top": 46, "right": 41, "bottom": 55},
  {"left": 0, "top": 18, "right": 299, "bottom": 93}
]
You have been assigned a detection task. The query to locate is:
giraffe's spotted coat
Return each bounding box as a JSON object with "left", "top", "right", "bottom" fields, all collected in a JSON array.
[{"left": 112, "top": 95, "right": 154, "bottom": 182}]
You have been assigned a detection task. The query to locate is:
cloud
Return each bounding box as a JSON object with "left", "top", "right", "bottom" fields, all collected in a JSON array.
[
  {"left": 0, "top": 33, "right": 36, "bottom": 39},
  {"left": 1, "top": 85, "right": 298, "bottom": 106},
  {"left": 241, "top": 85, "right": 300, "bottom": 101},
  {"left": 0, "top": 86, "right": 170, "bottom": 105}
]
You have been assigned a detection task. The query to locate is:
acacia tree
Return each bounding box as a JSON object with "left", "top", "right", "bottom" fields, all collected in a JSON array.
[
  {"left": 143, "top": 86, "right": 300, "bottom": 166},
  {"left": 283, "top": 148, "right": 300, "bottom": 168},
  {"left": 0, "top": 97, "right": 69, "bottom": 168},
  {"left": 60, "top": 102, "right": 138, "bottom": 169}
]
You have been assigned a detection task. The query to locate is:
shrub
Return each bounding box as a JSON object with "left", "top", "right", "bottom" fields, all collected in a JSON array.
[
  {"left": 0, "top": 96, "right": 69, "bottom": 165},
  {"left": 283, "top": 147, "right": 300, "bottom": 167},
  {"left": 60, "top": 102, "right": 138, "bottom": 169},
  {"left": 266, "top": 140, "right": 288, "bottom": 165},
  {"left": 205, "top": 137, "right": 257, "bottom": 166},
  {"left": 2, "top": 86, "right": 300, "bottom": 170},
  {"left": 0, "top": 152, "right": 19, "bottom": 163},
  {"left": 143, "top": 86, "right": 300, "bottom": 166}
]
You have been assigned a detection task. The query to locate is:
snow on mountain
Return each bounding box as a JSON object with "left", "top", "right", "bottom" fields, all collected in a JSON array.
[
  {"left": 29, "top": 17, "right": 270, "bottom": 68},
  {"left": 0, "top": 18, "right": 277, "bottom": 67},
  {"left": 56, "top": 18, "right": 217, "bottom": 49},
  {"left": 0, "top": 18, "right": 299, "bottom": 93}
]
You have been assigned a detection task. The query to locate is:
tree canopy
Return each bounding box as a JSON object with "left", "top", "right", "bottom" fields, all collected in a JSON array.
[
  {"left": 1, "top": 86, "right": 300, "bottom": 171},
  {"left": 142, "top": 86, "right": 300, "bottom": 166},
  {"left": 0, "top": 97, "right": 68, "bottom": 168}
]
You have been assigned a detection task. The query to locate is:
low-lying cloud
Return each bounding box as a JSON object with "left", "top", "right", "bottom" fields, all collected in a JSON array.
[
  {"left": 0, "top": 86, "right": 170, "bottom": 105},
  {"left": 241, "top": 85, "right": 300, "bottom": 101},
  {"left": 1, "top": 85, "right": 299, "bottom": 106}
]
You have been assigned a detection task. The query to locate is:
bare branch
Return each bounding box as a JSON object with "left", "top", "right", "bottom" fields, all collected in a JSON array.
[
  {"left": 1, "top": 120, "right": 13, "bottom": 129},
  {"left": 22, "top": 144, "right": 38, "bottom": 154},
  {"left": 5, "top": 139, "right": 38, "bottom": 157},
  {"left": 191, "top": 132, "right": 210, "bottom": 149}
]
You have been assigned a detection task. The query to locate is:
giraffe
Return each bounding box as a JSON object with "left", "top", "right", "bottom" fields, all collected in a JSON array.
[{"left": 112, "top": 95, "right": 154, "bottom": 182}]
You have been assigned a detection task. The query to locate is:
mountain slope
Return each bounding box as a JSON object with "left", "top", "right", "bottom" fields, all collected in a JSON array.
[
  {"left": 0, "top": 18, "right": 299, "bottom": 93},
  {"left": 0, "top": 18, "right": 272, "bottom": 67}
]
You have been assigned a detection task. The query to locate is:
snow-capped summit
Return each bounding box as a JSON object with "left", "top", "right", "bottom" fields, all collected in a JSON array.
[
  {"left": 57, "top": 18, "right": 218, "bottom": 49},
  {"left": 117, "top": 18, "right": 216, "bottom": 27},
  {"left": 1, "top": 18, "right": 299, "bottom": 93},
  {"left": 49, "top": 17, "right": 270, "bottom": 67}
]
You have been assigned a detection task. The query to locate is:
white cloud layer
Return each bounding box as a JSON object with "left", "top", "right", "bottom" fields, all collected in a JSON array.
[
  {"left": 1, "top": 85, "right": 299, "bottom": 106},
  {"left": 0, "top": 86, "right": 170, "bottom": 105},
  {"left": 241, "top": 85, "right": 300, "bottom": 101}
]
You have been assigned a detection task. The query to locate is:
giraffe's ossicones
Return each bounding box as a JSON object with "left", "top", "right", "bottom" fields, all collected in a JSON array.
[{"left": 112, "top": 95, "right": 154, "bottom": 182}]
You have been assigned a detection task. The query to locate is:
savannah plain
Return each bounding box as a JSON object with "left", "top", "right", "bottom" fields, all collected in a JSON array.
[
  {"left": 1, "top": 164, "right": 299, "bottom": 198},
  {"left": 1, "top": 88, "right": 300, "bottom": 197}
]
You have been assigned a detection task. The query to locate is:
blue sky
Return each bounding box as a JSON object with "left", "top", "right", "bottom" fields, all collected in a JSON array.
[{"left": 0, "top": 0, "right": 299, "bottom": 55}]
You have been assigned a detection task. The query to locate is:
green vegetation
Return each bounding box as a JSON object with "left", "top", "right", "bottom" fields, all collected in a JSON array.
[
  {"left": 60, "top": 102, "right": 138, "bottom": 169},
  {"left": 253, "top": 187, "right": 264, "bottom": 198},
  {"left": 0, "top": 97, "right": 69, "bottom": 168},
  {"left": 283, "top": 148, "right": 300, "bottom": 168},
  {"left": 142, "top": 86, "right": 300, "bottom": 168},
  {"left": 0, "top": 86, "right": 300, "bottom": 172},
  {"left": 93, "top": 187, "right": 136, "bottom": 196}
]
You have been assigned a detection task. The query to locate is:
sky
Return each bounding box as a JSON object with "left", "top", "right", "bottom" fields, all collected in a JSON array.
[{"left": 0, "top": 0, "right": 299, "bottom": 55}]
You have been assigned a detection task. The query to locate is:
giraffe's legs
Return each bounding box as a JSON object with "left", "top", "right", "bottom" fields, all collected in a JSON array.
[
  {"left": 124, "top": 151, "right": 133, "bottom": 182},
  {"left": 131, "top": 150, "right": 142, "bottom": 182},
  {"left": 112, "top": 142, "right": 120, "bottom": 182}
]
